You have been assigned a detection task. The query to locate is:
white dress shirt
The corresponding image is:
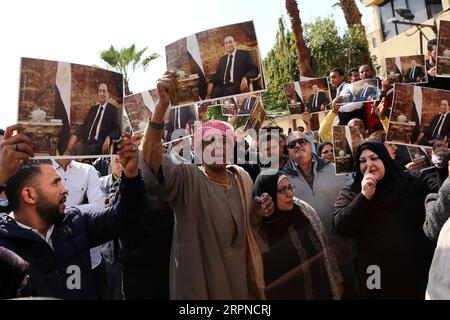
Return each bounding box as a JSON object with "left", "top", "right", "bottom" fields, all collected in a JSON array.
[
  {"left": 52, "top": 160, "right": 105, "bottom": 269},
  {"left": 88, "top": 102, "right": 107, "bottom": 141}
]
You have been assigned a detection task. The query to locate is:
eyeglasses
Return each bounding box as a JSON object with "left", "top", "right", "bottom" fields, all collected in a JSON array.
[
  {"left": 277, "top": 185, "right": 296, "bottom": 195},
  {"left": 287, "top": 138, "right": 309, "bottom": 149}
]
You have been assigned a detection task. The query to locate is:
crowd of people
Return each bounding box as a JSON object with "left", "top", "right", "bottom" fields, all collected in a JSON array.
[{"left": 0, "top": 38, "right": 450, "bottom": 300}]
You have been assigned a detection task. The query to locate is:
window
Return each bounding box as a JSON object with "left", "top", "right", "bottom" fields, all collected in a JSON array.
[
  {"left": 379, "top": 0, "right": 443, "bottom": 41},
  {"left": 426, "top": 0, "right": 443, "bottom": 18},
  {"left": 372, "top": 37, "right": 378, "bottom": 49},
  {"left": 380, "top": 1, "right": 397, "bottom": 41}
]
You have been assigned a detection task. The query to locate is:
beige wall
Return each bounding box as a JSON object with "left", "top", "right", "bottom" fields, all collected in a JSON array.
[{"left": 363, "top": 0, "right": 450, "bottom": 76}]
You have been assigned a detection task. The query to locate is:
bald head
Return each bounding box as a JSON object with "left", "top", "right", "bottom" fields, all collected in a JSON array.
[
  {"left": 359, "top": 65, "right": 373, "bottom": 79},
  {"left": 287, "top": 131, "right": 312, "bottom": 167},
  {"left": 348, "top": 118, "right": 366, "bottom": 137}
]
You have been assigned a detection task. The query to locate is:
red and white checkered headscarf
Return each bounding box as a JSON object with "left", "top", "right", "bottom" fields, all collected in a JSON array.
[{"left": 193, "top": 120, "right": 235, "bottom": 156}]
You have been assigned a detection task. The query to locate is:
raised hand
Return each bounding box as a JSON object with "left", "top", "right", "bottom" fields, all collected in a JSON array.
[
  {"left": 152, "top": 71, "right": 177, "bottom": 122},
  {"left": 0, "top": 124, "right": 34, "bottom": 185},
  {"left": 361, "top": 166, "right": 377, "bottom": 200},
  {"left": 116, "top": 133, "right": 139, "bottom": 178},
  {"left": 254, "top": 193, "right": 275, "bottom": 218}
]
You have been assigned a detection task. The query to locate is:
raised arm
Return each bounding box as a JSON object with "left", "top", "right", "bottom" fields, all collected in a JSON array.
[
  {"left": 85, "top": 133, "right": 144, "bottom": 246},
  {"left": 141, "top": 71, "right": 177, "bottom": 174}
]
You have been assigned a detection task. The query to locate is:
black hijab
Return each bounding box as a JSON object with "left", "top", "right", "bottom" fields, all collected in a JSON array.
[
  {"left": 352, "top": 141, "right": 419, "bottom": 206},
  {"left": 253, "top": 169, "right": 291, "bottom": 222}
]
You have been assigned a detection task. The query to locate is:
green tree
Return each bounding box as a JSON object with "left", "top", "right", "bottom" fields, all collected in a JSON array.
[
  {"left": 100, "top": 44, "right": 160, "bottom": 95},
  {"left": 262, "top": 16, "right": 372, "bottom": 113},
  {"left": 303, "top": 17, "right": 343, "bottom": 77},
  {"left": 262, "top": 18, "right": 299, "bottom": 117},
  {"left": 303, "top": 17, "right": 371, "bottom": 76}
]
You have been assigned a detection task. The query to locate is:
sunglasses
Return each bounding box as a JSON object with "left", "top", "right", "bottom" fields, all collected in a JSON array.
[
  {"left": 287, "top": 138, "right": 309, "bottom": 149},
  {"left": 277, "top": 185, "right": 296, "bottom": 195}
]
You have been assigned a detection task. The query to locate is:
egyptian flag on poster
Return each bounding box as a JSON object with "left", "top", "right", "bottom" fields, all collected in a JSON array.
[
  {"left": 142, "top": 90, "right": 156, "bottom": 114},
  {"left": 186, "top": 34, "right": 208, "bottom": 99},
  {"left": 411, "top": 85, "right": 423, "bottom": 142},
  {"left": 54, "top": 61, "right": 71, "bottom": 155}
]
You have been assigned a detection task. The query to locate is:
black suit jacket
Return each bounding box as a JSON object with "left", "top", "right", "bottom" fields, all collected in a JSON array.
[
  {"left": 404, "top": 66, "right": 425, "bottom": 83},
  {"left": 355, "top": 86, "right": 378, "bottom": 102},
  {"left": 239, "top": 96, "right": 257, "bottom": 115},
  {"left": 307, "top": 91, "right": 329, "bottom": 112},
  {"left": 76, "top": 102, "right": 121, "bottom": 144},
  {"left": 424, "top": 113, "right": 450, "bottom": 140},
  {"left": 210, "top": 49, "right": 258, "bottom": 89}
]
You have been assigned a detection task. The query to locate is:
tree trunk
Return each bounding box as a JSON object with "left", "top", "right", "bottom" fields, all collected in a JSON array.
[
  {"left": 339, "top": 0, "right": 372, "bottom": 66},
  {"left": 124, "top": 79, "right": 132, "bottom": 96},
  {"left": 340, "top": 0, "right": 363, "bottom": 27},
  {"left": 285, "top": 0, "right": 313, "bottom": 77}
]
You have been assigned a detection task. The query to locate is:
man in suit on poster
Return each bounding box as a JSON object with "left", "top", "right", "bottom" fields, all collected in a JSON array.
[
  {"left": 404, "top": 60, "right": 425, "bottom": 83},
  {"left": 416, "top": 99, "right": 450, "bottom": 146},
  {"left": 68, "top": 83, "right": 121, "bottom": 156},
  {"left": 238, "top": 95, "right": 257, "bottom": 116},
  {"left": 206, "top": 36, "right": 259, "bottom": 99},
  {"left": 306, "top": 84, "right": 329, "bottom": 113},
  {"left": 354, "top": 82, "right": 378, "bottom": 102}
]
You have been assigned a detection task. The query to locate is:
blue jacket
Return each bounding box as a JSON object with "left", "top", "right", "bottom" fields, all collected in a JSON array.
[{"left": 0, "top": 173, "right": 145, "bottom": 299}]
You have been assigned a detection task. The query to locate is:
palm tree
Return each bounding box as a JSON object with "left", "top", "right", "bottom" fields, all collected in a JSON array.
[
  {"left": 338, "top": 0, "right": 363, "bottom": 27},
  {"left": 100, "top": 44, "right": 160, "bottom": 95},
  {"left": 336, "top": 0, "right": 372, "bottom": 65},
  {"left": 285, "top": 0, "right": 313, "bottom": 77}
]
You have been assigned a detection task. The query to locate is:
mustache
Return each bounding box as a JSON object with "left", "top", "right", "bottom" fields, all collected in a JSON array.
[{"left": 59, "top": 195, "right": 67, "bottom": 204}]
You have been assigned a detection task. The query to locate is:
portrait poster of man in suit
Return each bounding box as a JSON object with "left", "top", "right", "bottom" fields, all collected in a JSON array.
[
  {"left": 17, "top": 58, "right": 123, "bottom": 158},
  {"left": 350, "top": 79, "right": 380, "bottom": 103},
  {"left": 283, "top": 82, "right": 306, "bottom": 115},
  {"left": 386, "top": 55, "right": 428, "bottom": 84},
  {"left": 299, "top": 77, "right": 331, "bottom": 114},
  {"left": 165, "top": 21, "right": 266, "bottom": 108},
  {"left": 437, "top": 20, "right": 450, "bottom": 77},
  {"left": 67, "top": 82, "right": 122, "bottom": 156},
  {"left": 416, "top": 99, "right": 450, "bottom": 147},
  {"left": 386, "top": 84, "right": 450, "bottom": 148}
]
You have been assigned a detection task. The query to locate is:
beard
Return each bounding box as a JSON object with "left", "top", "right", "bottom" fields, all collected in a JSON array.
[{"left": 35, "top": 191, "right": 65, "bottom": 225}]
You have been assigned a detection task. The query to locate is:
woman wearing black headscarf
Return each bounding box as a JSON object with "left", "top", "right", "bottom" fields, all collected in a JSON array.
[
  {"left": 253, "top": 169, "right": 342, "bottom": 299},
  {"left": 333, "top": 141, "right": 438, "bottom": 299}
]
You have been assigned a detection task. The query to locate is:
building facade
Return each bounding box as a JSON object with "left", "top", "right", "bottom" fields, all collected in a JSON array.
[{"left": 363, "top": 0, "right": 450, "bottom": 75}]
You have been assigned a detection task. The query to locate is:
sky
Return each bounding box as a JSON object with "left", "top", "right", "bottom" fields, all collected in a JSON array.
[{"left": 0, "top": 0, "right": 373, "bottom": 130}]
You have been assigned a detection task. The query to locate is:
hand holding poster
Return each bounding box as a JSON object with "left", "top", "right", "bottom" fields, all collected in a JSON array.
[{"left": 165, "top": 21, "right": 266, "bottom": 108}]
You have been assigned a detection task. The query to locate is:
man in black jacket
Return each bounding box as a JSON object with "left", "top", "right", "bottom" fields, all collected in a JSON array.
[
  {"left": 68, "top": 83, "right": 121, "bottom": 156},
  {"left": 206, "top": 36, "right": 258, "bottom": 99},
  {"left": 0, "top": 132, "right": 144, "bottom": 299}
]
